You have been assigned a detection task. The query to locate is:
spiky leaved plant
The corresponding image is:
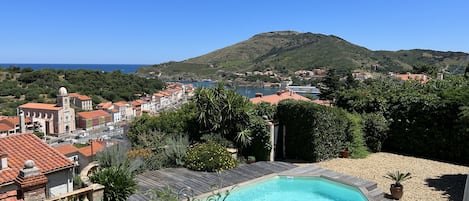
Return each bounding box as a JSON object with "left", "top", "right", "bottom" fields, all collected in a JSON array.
[{"left": 383, "top": 171, "right": 412, "bottom": 187}]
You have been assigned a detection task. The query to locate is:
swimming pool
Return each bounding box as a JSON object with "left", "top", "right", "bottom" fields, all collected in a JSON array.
[{"left": 223, "top": 176, "right": 368, "bottom": 201}]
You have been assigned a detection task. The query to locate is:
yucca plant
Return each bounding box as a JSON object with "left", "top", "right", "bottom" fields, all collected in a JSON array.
[{"left": 383, "top": 171, "right": 412, "bottom": 187}]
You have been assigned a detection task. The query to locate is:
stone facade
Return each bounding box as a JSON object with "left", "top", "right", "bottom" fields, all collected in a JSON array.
[{"left": 19, "top": 87, "right": 76, "bottom": 136}]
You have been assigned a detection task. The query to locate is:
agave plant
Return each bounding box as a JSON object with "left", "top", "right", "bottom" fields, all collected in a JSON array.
[{"left": 383, "top": 171, "right": 412, "bottom": 187}]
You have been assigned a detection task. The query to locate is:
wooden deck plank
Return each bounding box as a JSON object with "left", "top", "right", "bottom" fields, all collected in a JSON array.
[
  {"left": 129, "top": 162, "right": 387, "bottom": 201},
  {"left": 129, "top": 161, "right": 297, "bottom": 201}
]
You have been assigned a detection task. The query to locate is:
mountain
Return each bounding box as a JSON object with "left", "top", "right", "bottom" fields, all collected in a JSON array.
[{"left": 137, "top": 31, "right": 469, "bottom": 80}]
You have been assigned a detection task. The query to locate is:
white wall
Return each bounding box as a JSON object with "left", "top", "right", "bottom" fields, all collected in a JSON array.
[{"left": 46, "top": 168, "right": 73, "bottom": 197}]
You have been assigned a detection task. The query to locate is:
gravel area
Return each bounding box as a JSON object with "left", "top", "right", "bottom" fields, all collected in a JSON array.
[{"left": 312, "top": 152, "right": 469, "bottom": 201}]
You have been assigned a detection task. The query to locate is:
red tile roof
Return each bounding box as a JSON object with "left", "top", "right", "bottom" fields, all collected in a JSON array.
[
  {"left": 312, "top": 99, "right": 332, "bottom": 107},
  {"left": 54, "top": 144, "right": 79, "bottom": 155},
  {"left": 0, "top": 116, "right": 32, "bottom": 127},
  {"left": 0, "top": 123, "right": 12, "bottom": 132},
  {"left": 97, "top": 102, "right": 113, "bottom": 110},
  {"left": 114, "top": 101, "right": 129, "bottom": 107},
  {"left": 0, "top": 190, "right": 22, "bottom": 201},
  {"left": 69, "top": 93, "right": 92, "bottom": 101},
  {"left": 250, "top": 90, "right": 311, "bottom": 105},
  {"left": 391, "top": 73, "right": 429, "bottom": 83},
  {"left": 78, "top": 141, "right": 105, "bottom": 157},
  {"left": 77, "top": 110, "right": 111, "bottom": 119},
  {"left": 19, "top": 103, "right": 61, "bottom": 111},
  {"left": 0, "top": 133, "right": 74, "bottom": 185}
]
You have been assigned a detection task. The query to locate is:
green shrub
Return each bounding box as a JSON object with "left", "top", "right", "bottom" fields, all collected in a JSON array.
[
  {"left": 90, "top": 166, "right": 136, "bottom": 201},
  {"left": 200, "top": 133, "right": 235, "bottom": 148},
  {"left": 362, "top": 112, "right": 389, "bottom": 152},
  {"left": 184, "top": 141, "right": 237, "bottom": 172},
  {"left": 277, "top": 100, "right": 349, "bottom": 162},
  {"left": 345, "top": 113, "right": 369, "bottom": 158},
  {"left": 242, "top": 116, "right": 271, "bottom": 161},
  {"left": 163, "top": 135, "right": 189, "bottom": 166}
]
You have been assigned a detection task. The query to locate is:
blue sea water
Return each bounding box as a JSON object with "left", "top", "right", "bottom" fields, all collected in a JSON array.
[
  {"left": 180, "top": 81, "right": 282, "bottom": 98},
  {"left": 222, "top": 176, "right": 367, "bottom": 201},
  {"left": 0, "top": 63, "right": 145, "bottom": 74}
]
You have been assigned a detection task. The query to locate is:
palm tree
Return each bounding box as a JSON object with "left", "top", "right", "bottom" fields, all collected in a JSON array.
[{"left": 194, "top": 83, "right": 254, "bottom": 147}]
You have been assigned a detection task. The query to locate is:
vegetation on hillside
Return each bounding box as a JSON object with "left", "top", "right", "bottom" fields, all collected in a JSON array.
[
  {"left": 137, "top": 31, "right": 469, "bottom": 80},
  {"left": 126, "top": 84, "right": 273, "bottom": 172},
  {"left": 0, "top": 66, "right": 165, "bottom": 115}
]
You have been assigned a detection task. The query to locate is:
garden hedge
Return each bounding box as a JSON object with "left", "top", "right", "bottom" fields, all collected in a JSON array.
[{"left": 277, "top": 100, "right": 349, "bottom": 162}]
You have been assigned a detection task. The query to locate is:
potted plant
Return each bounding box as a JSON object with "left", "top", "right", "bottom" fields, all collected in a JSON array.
[
  {"left": 339, "top": 143, "right": 350, "bottom": 158},
  {"left": 339, "top": 149, "right": 349, "bottom": 158},
  {"left": 383, "top": 171, "right": 412, "bottom": 200}
]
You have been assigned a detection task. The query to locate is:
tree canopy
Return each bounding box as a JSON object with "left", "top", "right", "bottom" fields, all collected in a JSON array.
[{"left": 0, "top": 67, "right": 165, "bottom": 115}]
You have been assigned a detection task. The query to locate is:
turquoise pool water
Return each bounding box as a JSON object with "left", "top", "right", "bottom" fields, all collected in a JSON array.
[{"left": 223, "top": 176, "right": 368, "bottom": 201}]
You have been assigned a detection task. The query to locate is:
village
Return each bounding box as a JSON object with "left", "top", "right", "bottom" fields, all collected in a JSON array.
[{"left": 0, "top": 70, "right": 446, "bottom": 200}]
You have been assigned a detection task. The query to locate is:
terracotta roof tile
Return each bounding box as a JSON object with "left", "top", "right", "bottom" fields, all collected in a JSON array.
[
  {"left": 19, "top": 103, "right": 61, "bottom": 111},
  {"left": 0, "top": 116, "right": 32, "bottom": 127},
  {"left": 391, "top": 73, "right": 429, "bottom": 83},
  {"left": 250, "top": 90, "right": 311, "bottom": 105},
  {"left": 0, "top": 123, "right": 12, "bottom": 132},
  {"left": 114, "top": 101, "right": 129, "bottom": 107},
  {"left": 0, "top": 133, "right": 73, "bottom": 185},
  {"left": 70, "top": 93, "right": 92, "bottom": 100},
  {"left": 97, "top": 102, "right": 113, "bottom": 110},
  {"left": 54, "top": 144, "right": 79, "bottom": 155},
  {"left": 131, "top": 100, "right": 142, "bottom": 107},
  {"left": 312, "top": 99, "right": 332, "bottom": 107},
  {"left": 0, "top": 190, "right": 22, "bottom": 201},
  {"left": 0, "top": 169, "right": 17, "bottom": 186},
  {"left": 78, "top": 110, "right": 111, "bottom": 119},
  {"left": 78, "top": 141, "right": 105, "bottom": 157}
]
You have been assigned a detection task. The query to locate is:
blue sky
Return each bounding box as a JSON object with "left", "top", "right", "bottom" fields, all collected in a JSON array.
[{"left": 1, "top": 0, "right": 468, "bottom": 64}]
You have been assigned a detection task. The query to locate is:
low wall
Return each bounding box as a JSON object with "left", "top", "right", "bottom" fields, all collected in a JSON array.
[{"left": 46, "top": 162, "right": 104, "bottom": 201}]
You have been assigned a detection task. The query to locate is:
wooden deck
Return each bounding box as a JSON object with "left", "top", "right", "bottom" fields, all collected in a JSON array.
[
  {"left": 128, "top": 162, "right": 389, "bottom": 201},
  {"left": 128, "top": 161, "right": 297, "bottom": 201}
]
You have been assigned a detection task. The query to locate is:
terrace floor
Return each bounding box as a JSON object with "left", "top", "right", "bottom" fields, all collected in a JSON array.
[{"left": 129, "top": 161, "right": 388, "bottom": 201}]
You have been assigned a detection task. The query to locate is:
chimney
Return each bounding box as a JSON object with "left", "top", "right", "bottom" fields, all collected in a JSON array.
[
  {"left": 15, "top": 160, "right": 48, "bottom": 201},
  {"left": 0, "top": 151, "right": 7, "bottom": 170},
  {"left": 19, "top": 109, "right": 26, "bottom": 133},
  {"left": 255, "top": 93, "right": 263, "bottom": 98}
]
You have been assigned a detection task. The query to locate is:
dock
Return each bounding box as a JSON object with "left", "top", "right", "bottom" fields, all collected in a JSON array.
[{"left": 286, "top": 85, "right": 321, "bottom": 94}]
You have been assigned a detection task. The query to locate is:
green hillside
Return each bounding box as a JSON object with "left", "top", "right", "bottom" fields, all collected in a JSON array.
[{"left": 137, "top": 31, "right": 469, "bottom": 80}]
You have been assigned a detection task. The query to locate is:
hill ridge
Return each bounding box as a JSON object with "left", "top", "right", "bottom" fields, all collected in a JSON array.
[{"left": 137, "top": 31, "right": 469, "bottom": 80}]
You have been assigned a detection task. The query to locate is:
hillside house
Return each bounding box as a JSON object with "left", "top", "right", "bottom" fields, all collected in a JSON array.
[
  {"left": 0, "top": 133, "right": 74, "bottom": 199},
  {"left": 389, "top": 72, "right": 429, "bottom": 83},
  {"left": 250, "top": 90, "right": 331, "bottom": 107},
  {"left": 114, "top": 101, "right": 134, "bottom": 121},
  {"left": 69, "top": 93, "right": 93, "bottom": 111},
  {"left": 76, "top": 110, "right": 112, "bottom": 130},
  {"left": 77, "top": 140, "right": 106, "bottom": 172},
  {"left": 0, "top": 115, "right": 39, "bottom": 137},
  {"left": 54, "top": 144, "right": 80, "bottom": 173}
]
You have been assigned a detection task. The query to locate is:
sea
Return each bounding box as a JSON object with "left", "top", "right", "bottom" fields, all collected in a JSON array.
[
  {"left": 0, "top": 63, "right": 144, "bottom": 74},
  {"left": 0, "top": 63, "right": 286, "bottom": 98},
  {"left": 180, "top": 81, "right": 283, "bottom": 98}
]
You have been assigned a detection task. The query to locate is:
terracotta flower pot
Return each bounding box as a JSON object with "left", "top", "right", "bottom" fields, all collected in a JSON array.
[
  {"left": 390, "top": 184, "right": 404, "bottom": 200},
  {"left": 339, "top": 150, "right": 349, "bottom": 158}
]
